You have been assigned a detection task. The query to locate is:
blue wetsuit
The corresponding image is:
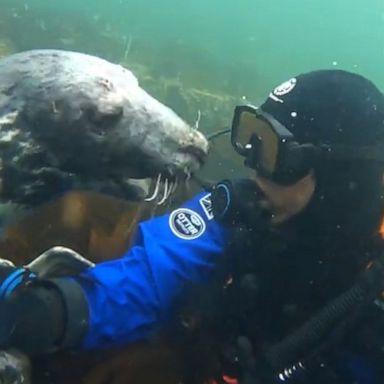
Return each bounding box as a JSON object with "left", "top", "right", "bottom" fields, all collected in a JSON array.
[{"left": 75, "top": 192, "right": 228, "bottom": 349}]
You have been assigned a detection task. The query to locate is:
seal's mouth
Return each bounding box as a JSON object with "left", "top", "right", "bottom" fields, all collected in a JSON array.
[
  {"left": 142, "top": 142, "right": 209, "bottom": 205},
  {"left": 105, "top": 155, "right": 201, "bottom": 205},
  {"left": 179, "top": 145, "right": 207, "bottom": 166},
  {"left": 86, "top": 138, "right": 208, "bottom": 205}
]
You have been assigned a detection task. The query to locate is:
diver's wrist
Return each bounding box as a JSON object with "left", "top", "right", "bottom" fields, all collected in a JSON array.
[{"left": 0, "top": 263, "right": 36, "bottom": 299}]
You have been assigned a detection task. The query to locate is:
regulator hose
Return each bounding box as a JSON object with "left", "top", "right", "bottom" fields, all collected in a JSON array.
[{"left": 264, "top": 261, "right": 384, "bottom": 379}]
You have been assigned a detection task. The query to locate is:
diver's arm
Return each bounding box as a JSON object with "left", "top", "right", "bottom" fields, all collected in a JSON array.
[
  {"left": 0, "top": 192, "right": 228, "bottom": 354},
  {"left": 77, "top": 191, "right": 227, "bottom": 349}
]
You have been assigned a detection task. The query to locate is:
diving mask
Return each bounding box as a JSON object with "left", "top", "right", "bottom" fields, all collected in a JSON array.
[{"left": 231, "top": 104, "right": 384, "bottom": 184}]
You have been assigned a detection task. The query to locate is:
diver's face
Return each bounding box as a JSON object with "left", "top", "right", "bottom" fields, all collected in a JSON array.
[{"left": 253, "top": 172, "right": 316, "bottom": 224}]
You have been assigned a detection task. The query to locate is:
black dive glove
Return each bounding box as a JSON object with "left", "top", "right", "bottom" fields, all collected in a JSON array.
[
  {"left": 0, "top": 257, "right": 89, "bottom": 355},
  {"left": 0, "top": 299, "right": 15, "bottom": 349},
  {"left": 211, "top": 178, "right": 271, "bottom": 230},
  {"left": 0, "top": 259, "right": 37, "bottom": 350}
]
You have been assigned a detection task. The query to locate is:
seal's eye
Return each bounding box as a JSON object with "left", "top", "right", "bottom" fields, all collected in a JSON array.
[
  {"left": 86, "top": 105, "right": 123, "bottom": 133},
  {"left": 98, "top": 78, "right": 114, "bottom": 92}
]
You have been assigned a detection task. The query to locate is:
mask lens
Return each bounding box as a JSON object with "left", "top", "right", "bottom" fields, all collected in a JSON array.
[{"left": 232, "top": 108, "right": 280, "bottom": 174}]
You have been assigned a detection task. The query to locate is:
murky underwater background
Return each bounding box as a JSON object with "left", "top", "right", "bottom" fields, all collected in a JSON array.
[
  {"left": 0, "top": 0, "right": 384, "bottom": 178},
  {"left": 0, "top": 2, "right": 383, "bottom": 382}
]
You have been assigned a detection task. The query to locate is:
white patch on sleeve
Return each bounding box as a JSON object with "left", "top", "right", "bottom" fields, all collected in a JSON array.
[
  {"left": 169, "top": 208, "right": 206, "bottom": 240},
  {"left": 199, "top": 193, "right": 214, "bottom": 220}
]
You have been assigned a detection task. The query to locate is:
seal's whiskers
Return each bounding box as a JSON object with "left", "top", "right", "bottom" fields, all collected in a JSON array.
[
  {"left": 157, "top": 178, "right": 169, "bottom": 205},
  {"left": 145, "top": 173, "right": 162, "bottom": 202}
]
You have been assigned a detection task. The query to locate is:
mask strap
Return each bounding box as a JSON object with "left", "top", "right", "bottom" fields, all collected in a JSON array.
[{"left": 319, "top": 144, "right": 384, "bottom": 162}]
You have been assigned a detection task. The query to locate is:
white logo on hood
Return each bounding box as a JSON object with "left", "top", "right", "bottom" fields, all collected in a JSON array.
[{"left": 269, "top": 78, "right": 297, "bottom": 103}]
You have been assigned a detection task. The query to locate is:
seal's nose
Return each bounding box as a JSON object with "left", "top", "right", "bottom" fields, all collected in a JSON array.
[
  {"left": 179, "top": 130, "right": 209, "bottom": 165},
  {"left": 189, "top": 130, "right": 209, "bottom": 155}
]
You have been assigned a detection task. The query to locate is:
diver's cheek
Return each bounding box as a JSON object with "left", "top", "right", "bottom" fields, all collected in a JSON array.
[{"left": 253, "top": 173, "right": 316, "bottom": 224}]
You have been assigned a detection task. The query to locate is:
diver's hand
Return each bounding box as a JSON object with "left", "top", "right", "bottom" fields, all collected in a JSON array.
[
  {"left": 0, "top": 259, "right": 16, "bottom": 277},
  {"left": 0, "top": 300, "right": 15, "bottom": 349},
  {"left": 0, "top": 261, "right": 36, "bottom": 349}
]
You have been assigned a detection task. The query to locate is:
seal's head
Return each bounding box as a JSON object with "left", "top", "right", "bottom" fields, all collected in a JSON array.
[{"left": 0, "top": 50, "right": 209, "bottom": 205}]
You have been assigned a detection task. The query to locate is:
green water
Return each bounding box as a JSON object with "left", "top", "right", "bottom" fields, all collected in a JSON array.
[{"left": 0, "top": 0, "right": 384, "bottom": 133}]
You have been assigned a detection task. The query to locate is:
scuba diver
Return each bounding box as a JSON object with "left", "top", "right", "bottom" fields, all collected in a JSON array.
[{"left": 0, "top": 69, "right": 384, "bottom": 384}]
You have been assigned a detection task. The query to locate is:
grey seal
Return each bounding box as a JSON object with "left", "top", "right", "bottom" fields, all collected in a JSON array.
[{"left": 0, "top": 49, "right": 208, "bottom": 206}]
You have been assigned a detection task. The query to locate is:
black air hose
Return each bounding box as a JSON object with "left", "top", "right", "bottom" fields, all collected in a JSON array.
[{"left": 265, "top": 262, "right": 384, "bottom": 373}]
